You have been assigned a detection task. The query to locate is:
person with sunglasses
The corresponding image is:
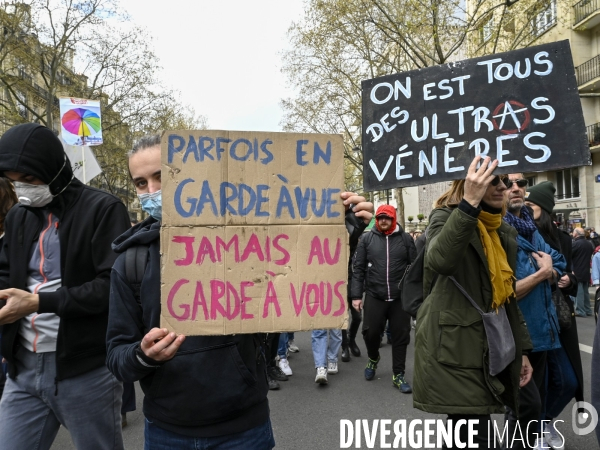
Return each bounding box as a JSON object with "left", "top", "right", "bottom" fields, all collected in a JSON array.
[
  {"left": 413, "top": 156, "right": 532, "bottom": 448},
  {"left": 503, "top": 173, "right": 567, "bottom": 449}
]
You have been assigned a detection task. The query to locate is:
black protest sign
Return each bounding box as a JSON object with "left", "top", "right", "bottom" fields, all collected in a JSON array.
[{"left": 361, "top": 40, "right": 590, "bottom": 190}]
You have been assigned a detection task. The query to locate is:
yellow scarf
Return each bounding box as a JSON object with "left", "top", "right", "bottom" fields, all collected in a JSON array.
[{"left": 477, "top": 211, "right": 515, "bottom": 310}]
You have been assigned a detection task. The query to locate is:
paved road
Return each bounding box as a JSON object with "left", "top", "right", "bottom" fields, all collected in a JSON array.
[{"left": 52, "top": 316, "right": 600, "bottom": 449}]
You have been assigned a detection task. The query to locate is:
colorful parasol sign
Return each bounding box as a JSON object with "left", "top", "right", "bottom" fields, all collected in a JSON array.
[
  {"left": 59, "top": 98, "right": 102, "bottom": 146},
  {"left": 62, "top": 108, "right": 101, "bottom": 137}
]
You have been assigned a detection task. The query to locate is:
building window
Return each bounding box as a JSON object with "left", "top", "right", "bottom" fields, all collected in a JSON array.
[
  {"left": 16, "top": 91, "right": 27, "bottom": 119},
  {"left": 532, "top": 0, "right": 557, "bottom": 37},
  {"left": 479, "top": 16, "right": 494, "bottom": 44},
  {"left": 526, "top": 176, "right": 536, "bottom": 187},
  {"left": 555, "top": 168, "right": 580, "bottom": 200}
]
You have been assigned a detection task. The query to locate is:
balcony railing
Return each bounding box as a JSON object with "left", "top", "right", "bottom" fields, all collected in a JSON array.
[
  {"left": 574, "top": 0, "right": 600, "bottom": 26},
  {"left": 587, "top": 122, "right": 600, "bottom": 147},
  {"left": 33, "top": 84, "right": 59, "bottom": 107},
  {"left": 18, "top": 69, "right": 32, "bottom": 84},
  {"left": 575, "top": 54, "right": 600, "bottom": 86}
]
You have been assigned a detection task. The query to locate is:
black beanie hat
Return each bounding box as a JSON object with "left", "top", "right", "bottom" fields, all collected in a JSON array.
[
  {"left": 0, "top": 123, "right": 73, "bottom": 195},
  {"left": 526, "top": 181, "right": 556, "bottom": 214}
]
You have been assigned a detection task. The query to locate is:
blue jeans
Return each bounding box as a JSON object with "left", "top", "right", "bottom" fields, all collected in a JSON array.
[
  {"left": 311, "top": 329, "right": 342, "bottom": 368},
  {"left": 546, "top": 346, "right": 578, "bottom": 418},
  {"left": 145, "top": 417, "right": 275, "bottom": 450},
  {"left": 0, "top": 346, "right": 123, "bottom": 450},
  {"left": 277, "top": 332, "right": 296, "bottom": 358},
  {"left": 575, "top": 281, "right": 592, "bottom": 315}
]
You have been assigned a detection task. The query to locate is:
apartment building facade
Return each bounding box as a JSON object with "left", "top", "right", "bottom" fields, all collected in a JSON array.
[{"left": 463, "top": 0, "right": 600, "bottom": 229}]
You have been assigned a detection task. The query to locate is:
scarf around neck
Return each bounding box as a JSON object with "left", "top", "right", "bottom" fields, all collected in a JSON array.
[
  {"left": 504, "top": 207, "right": 537, "bottom": 243},
  {"left": 477, "top": 211, "right": 515, "bottom": 310}
]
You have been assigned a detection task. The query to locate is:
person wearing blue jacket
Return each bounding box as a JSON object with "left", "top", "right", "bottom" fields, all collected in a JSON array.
[{"left": 503, "top": 173, "right": 566, "bottom": 450}]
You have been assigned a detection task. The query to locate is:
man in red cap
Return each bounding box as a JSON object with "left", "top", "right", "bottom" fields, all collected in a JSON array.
[{"left": 350, "top": 204, "right": 416, "bottom": 392}]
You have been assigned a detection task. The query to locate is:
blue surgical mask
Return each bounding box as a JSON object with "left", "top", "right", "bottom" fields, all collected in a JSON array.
[{"left": 138, "top": 190, "right": 162, "bottom": 222}]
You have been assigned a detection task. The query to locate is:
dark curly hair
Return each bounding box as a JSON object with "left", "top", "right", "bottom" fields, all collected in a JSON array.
[{"left": 0, "top": 177, "right": 17, "bottom": 235}]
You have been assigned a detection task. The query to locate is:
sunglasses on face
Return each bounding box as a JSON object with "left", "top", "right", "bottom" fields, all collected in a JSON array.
[
  {"left": 490, "top": 176, "right": 527, "bottom": 189},
  {"left": 504, "top": 178, "right": 528, "bottom": 189}
]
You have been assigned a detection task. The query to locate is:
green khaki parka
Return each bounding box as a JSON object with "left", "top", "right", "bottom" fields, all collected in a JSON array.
[{"left": 413, "top": 207, "right": 532, "bottom": 415}]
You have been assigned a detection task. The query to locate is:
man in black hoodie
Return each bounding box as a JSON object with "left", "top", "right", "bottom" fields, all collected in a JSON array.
[
  {"left": 106, "top": 135, "right": 373, "bottom": 448},
  {"left": 0, "top": 124, "right": 130, "bottom": 449}
]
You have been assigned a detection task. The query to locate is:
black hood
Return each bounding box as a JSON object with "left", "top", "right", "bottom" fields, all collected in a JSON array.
[
  {"left": 112, "top": 216, "right": 160, "bottom": 254},
  {"left": 0, "top": 123, "right": 74, "bottom": 195}
]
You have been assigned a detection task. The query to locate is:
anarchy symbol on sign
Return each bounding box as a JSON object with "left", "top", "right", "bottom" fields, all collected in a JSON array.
[{"left": 492, "top": 100, "right": 531, "bottom": 135}]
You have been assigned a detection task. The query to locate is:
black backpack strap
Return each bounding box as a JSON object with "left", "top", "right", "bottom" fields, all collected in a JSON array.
[{"left": 125, "top": 245, "right": 149, "bottom": 305}]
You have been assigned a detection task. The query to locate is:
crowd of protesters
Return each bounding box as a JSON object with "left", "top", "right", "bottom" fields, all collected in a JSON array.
[{"left": 0, "top": 125, "right": 597, "bottom": 449}]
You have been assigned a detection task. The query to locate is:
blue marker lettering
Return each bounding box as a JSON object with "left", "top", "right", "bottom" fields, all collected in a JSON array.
[
  {"left": 294, "top": 187, "right": 311, "bottom": 218},
  {"left": 296, "top": 140, "right": 309, "bottom": 166},
  {"left": 313, "top": 141, "right": 331, "bottom": 164},
  {"left": 168, "top": 134, "right": 185, "bottom": 163},
  {"left": 196, "top": 180, "right": 218, "bottom": 217},
  {"left": 276, "top": 185, "right": 296, "bottom": 218},
  {"left": 230, "top": 139, "right": 253, "bottom": 161},
  {"left": 174, "top": 178, "right": 196, "bottom": 217},
  {"left": 310, "top": 188, "right": 327, "bottom": 217},
  {"left": 183, "top": 136, "right": 199, "bottom": 163},
  {"left": 326, "top": 188, "right": 341, "bottom": 217},
  {"left": 260, "top": 139, "right": 274, "bottom": 164},
  {"left": 256, "top": 185, "right": 269, "bottom": 217},
  {"left": 220, "top": 182, "right": 238, "bottom": 215},
  {"left": 238, "top": 183, "right": 257, "bottom": 215},
  {"left": 215, "top": 137, "right": 230, "bottom": 161},
  {"left": 198, "top": 137, "right": 215, "bottom": 161}
]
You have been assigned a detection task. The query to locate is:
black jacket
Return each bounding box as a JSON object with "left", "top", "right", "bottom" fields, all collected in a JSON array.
[
  {"left": 350, "top": 226, "right": 416, "bottom": 301},
  {"left": 572, "top": 235, "right": 594, "bottom": 283},
  {"left": 554, "top": 228, "right": 584, "bottom": 404},
  {"left": 106, "top": 218, "right": 269, "bottom": 438},
  {"left": 0, "top": 124, "right": 130, "bottom": 382},
  {"left": 0, "top": 182, "right": 130, "bottom": 381}
]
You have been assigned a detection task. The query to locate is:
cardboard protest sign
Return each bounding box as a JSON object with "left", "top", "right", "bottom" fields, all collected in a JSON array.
[
  {"left": 161, "top": 131, "right": 347, "bottom": 335},
  {"left": 362, "top": 40, "right": 590, "bottom": 190}
]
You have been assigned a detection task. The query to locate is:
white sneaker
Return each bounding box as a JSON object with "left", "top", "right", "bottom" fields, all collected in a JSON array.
[
  {"left": 315, "top": 367, "right": 328, "bottom": 384},
  {"left": 327, "top": 361, "right": 338, "bottom": 374},
  {"left": 278, "top": 358, "right": 292, "bottom": 376},
  {"left": 544, "top": 421, "right": 564, "bottom": 449},
  {"left": 288, "top": 340, "right": 299, "bottom": 353}
]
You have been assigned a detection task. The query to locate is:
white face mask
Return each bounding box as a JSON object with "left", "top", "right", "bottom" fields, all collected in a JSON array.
[
  {"left": 12, "top": 153, "right": 74, "bottom": 208},
  {"left": 14, "top": 181, "right": 54, "bottom": 207}
]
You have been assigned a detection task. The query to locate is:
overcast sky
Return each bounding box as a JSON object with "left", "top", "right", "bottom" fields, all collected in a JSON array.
[{"left": 119, "top": 0, "right": 305, "bottom": 131}]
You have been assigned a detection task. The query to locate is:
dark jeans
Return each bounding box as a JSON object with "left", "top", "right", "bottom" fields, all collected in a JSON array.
[
  {"left": 122, "top": 382, "right": 136, "bottom": 414},
  {"left": 266, "top": 333, "right": 280, "bottom": 367},
  {"left": 505, "top": 351, "right": 546, "bottom": 449},
  {"left": 361, "top": 294, "right": 411, "bottom": 374},
  {"left": 342, "top": 295, "right": 362, "bottom": 347},
  {"left": 145, "top": 417, "right": 275, "bottom": 450},
  {"left": 545, "top": 346, "right": 578, "bottom": 418},
  {"left": 443, "top": 415, "right": 492, "bottom": 450}
]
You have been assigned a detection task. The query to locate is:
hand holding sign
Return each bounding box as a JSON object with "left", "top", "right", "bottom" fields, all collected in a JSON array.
[
  {"left": 341, "top": 191, "right": 373, "bottom": 224},
  {"left": 141, "top": 327, "right": 186, "bottom": 362},
  {"left": 463, "top": 156, "right": 498, "bottom": 208}
]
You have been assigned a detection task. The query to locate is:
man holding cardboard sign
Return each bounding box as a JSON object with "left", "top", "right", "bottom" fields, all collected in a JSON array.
[{"left": 106, "top": 132, "right": 373, "bottom": 447}]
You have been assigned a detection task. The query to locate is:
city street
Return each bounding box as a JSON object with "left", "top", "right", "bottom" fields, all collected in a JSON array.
[{"left": 52, "top": 313, "right": 600, "bottom": 449}]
